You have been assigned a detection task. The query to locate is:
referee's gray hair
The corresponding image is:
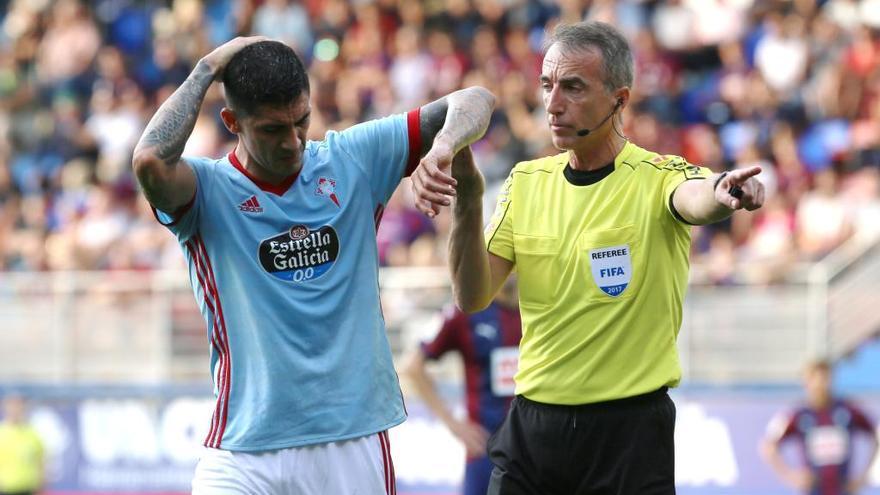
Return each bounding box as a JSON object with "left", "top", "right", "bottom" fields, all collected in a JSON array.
[{"left": 543, "top": 21, "right": 634, "bottom": 93}]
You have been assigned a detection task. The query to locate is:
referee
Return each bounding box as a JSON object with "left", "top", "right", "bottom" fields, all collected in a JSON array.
[{"left": 443, "top": 21, "right": 765, "bottom": 494}]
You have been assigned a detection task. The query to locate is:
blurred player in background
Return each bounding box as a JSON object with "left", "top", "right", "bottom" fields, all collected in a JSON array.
[
  {"left": 427, "top": 21, "right": 766, "bottom": 494},
  {"left": 762, "top": 359, "right": 879, "bottom": 495},
  {"left": 132, "top": 35, "right": 494, "bottom": 494},
  {"left": 402, "top": 277, "right": 521, "bottom": 495},
  {"left": 0, "top": 394, "right": 44, "bottom": 495}
]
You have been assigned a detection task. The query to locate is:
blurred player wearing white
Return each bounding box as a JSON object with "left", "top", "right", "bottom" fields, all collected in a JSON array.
[{"left": 132, "top": 36, "right": 495, "bottom": 494}]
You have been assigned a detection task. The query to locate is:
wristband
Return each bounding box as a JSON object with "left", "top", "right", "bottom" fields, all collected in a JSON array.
[{"left": 713, "top": 172, "right": 729, "bottom": 191}]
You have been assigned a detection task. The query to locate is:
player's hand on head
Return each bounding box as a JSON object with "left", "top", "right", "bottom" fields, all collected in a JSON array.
[
  {"left": 449, "top": 419, "right": 490, "bottom": 458},
  {"left": 411, "top": 141, "right": 457, "bottom": 218},
  {"left": 715, "top": 165, "right": 765, "bottom": 211},
  {"left": 201, "top": 36, "right": 272, "bottom": 78}
]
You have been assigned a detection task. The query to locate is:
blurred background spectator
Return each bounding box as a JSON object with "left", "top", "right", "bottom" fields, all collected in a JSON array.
[{"left": 0, "top": 0, "right": 877, "bottom": 284}]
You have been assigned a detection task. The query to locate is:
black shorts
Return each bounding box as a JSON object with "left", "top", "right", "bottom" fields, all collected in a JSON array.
[{"left": 486, "top": 388, "right": 676, "bottom": 495}]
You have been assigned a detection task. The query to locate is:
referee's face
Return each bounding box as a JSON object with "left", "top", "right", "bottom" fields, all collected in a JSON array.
[
  {"left": 541, "top": 43, "right": 618, "bottom": 150},
  {"left": 228, "top": 92, "right": 312, "bottom": 182}
]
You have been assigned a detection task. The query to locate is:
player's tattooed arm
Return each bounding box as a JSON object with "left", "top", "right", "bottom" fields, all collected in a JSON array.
[
  {"left": 133, "top": 36, "right": 268, "bottom": 211},
  {"left": 411, "top": 87, "right": 496, "bottom": 218},
  {"left": 134, "top": 60, "right": 215, "bottom": 166},
  {"left": 418, "top": 87, "right": 496, "bottom": 157}
]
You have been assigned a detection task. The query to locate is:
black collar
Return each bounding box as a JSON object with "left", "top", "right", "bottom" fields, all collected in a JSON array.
[{"left": 563, "top": 161, "right": 615, "bottom": 186}]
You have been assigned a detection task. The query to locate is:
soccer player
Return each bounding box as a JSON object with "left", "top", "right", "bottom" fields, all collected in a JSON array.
[
  {"left": 402, "top": 277, "right": 521, "bottom": 495},
  {"left": 0, "top": 394, "right": 44, "bottom": 495},
  {"left": 762, "top": 359, "right": 878, "bottom": 495},
  {"left": 131, "top": 37, "right": 494, "bottom": 494},
  {"left": 429, "top": 21, "right": 766, "bottom": 494}
]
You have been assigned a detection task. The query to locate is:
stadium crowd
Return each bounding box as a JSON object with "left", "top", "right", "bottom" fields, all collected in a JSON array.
[{"left": 0, "top": 0, "right": 878, "bottom": 285}]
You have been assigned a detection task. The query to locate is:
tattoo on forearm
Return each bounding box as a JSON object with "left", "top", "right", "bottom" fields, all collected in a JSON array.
[
  {"left": 419, "top": 99, "right": 447, "bottom": 152},
  {"left": 420, "top": 88, "right": 494, "bottom": 156},
  {"left": 443, "top": 98, "right": 491, "bottom": 146},
  {"left": 136, "top": 61, "right": 215, "bottom": 165}
]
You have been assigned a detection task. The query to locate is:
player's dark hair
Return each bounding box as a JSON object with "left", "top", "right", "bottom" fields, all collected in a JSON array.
[
  {"left": 222, "top": 41, "right": 310, "bottom": 115},
  {"left": 544, "top": 21, "right": 634, "bottom": 93}
]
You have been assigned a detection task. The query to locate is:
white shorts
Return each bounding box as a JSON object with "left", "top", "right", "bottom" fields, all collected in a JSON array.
[{"left": 192, "top": 431, "right": 396, "bottom": 495}]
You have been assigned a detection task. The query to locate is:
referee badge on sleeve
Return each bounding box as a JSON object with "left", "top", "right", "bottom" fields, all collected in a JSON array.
[{"left": 589, "top": 244, "right": 632, "bottom": 297}]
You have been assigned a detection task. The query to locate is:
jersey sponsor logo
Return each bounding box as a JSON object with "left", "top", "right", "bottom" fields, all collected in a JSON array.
[
  {"left": 238, "top": 195, "right": 263, "bottom": 213},
  {"left": 258, "top": 224, "right": 339, "bottom": 282},
  {"left": 588, "top": 244, "right": 632, "bottom": 297},
  {"left": 806, "top": 425, "right": 849, "bottom": 466},
  {"left": 315, "top": 177, "right": 341, "bottom": 207},
  {"left": 490, "top": 346, "right": 519, "bottom": 397}
]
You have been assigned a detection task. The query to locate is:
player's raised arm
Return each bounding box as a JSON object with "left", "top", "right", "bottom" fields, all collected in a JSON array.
[
  {"left": 410, "top": 87, "right": 496, "bottom": 218},
  {"left": 132, "top": 36, "right": 267, "bottom": 212}
]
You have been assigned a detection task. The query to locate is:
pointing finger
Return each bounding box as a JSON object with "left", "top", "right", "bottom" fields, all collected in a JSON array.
[{"left": 728, "top": 166, "right": 762, "bottom": 185}]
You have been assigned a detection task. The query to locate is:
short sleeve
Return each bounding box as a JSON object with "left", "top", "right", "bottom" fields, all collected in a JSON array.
[
  {"left": 659, "top": 156, "right": 712, "bottom": 224},
  {"left": 485, "top": 169, "right": 515, "bottom": 263},
  {"left": 151, "top": 157, "right": 211, "bottom": 242},
  {"left": 765, "top": 410, "right": 799, "bottom": 442},
  {"left": 846, "top": 402, "right": 876, "bottom": 434},
  {"left": 333, "top": 109, "right": 421, "bottom": 206},
  {"left": 421, "top": 305, "right": 468, "bottom": 360}
]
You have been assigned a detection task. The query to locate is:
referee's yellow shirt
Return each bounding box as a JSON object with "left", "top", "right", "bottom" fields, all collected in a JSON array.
[
  {"left": 485, "top": 141, "right": 711, "bottom": 405},
  {"left": 0, "top": 423, "right": 43, "bottom": 492}
]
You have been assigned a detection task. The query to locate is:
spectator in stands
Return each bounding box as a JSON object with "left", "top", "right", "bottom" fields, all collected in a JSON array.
[
  {"left": 251, "top": 0, "right": 313, "bottom": 56},
  {"left": 796, "top": 168, "right": 854, "bottom": 259},
  {"left": 0, "top": 0, "right": 877, "bottom": 280}
]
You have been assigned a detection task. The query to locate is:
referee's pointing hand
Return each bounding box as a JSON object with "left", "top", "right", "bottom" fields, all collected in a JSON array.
[{"left": 716, "top": 166, "right": 765, "bottom": 211}]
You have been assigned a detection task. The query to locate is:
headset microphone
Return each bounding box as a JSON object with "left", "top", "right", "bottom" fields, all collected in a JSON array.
[{"left": 576, "top": 99, "right": 623, "bottom": 137}]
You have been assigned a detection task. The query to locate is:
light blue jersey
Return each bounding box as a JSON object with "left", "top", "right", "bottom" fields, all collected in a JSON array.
[{"left": 155, "top": 110, "right": 421, "bottom": 451}]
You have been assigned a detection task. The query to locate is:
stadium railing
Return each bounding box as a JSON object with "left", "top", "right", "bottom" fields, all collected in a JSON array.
[{"left": 1, "top": 235, "right": 878, "bottom": 386}]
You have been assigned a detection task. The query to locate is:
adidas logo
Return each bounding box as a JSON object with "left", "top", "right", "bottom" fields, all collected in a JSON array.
[{"left": 238, "top": 195, "right": 263, "bottom": 213}]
